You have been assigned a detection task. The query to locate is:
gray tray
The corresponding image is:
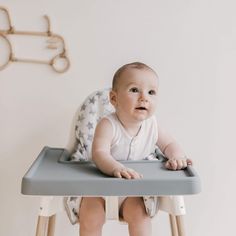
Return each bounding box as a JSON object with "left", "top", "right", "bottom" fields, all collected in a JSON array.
[{"left": 21, "top": 147, "right": 201, "bottom": 196}]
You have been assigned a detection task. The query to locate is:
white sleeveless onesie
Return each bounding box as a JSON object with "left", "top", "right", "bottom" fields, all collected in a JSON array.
[{"left": 105, "top": 113, "right": 158, "bottom": 161}]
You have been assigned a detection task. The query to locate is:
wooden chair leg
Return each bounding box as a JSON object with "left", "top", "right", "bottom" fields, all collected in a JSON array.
[
  {"left": 176, "top": 215, "right": 185, "bottom": 236},
  {"left": 35, "top": 215, "right": 56, "bottom": 236},
  {"left": 48, "top": 215, "right": 56, "bottom": 236},
  {"left": 169, "top": 214, "right": 178, "bottom": 236},
  {"left": 36, "top": 216, "right": 49, "bottom": 236}
]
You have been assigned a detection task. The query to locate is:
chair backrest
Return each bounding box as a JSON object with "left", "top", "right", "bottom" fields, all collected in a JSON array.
[{"left": 71, "top": 88, "right": 114, "bottom": 161}]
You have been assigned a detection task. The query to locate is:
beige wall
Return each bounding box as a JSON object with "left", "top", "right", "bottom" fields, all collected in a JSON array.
[{"left": 0, "top": 0, "right": 235, "bottom": 235}]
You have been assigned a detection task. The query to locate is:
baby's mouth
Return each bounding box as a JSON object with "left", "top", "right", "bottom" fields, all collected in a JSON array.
[{"left": 135, "top": 106, "right": 147, "bottom": 111}]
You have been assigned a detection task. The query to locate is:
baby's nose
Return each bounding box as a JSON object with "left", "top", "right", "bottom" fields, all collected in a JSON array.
[{"left": 139, "top": 92, "right": 148, "bottom": 101}]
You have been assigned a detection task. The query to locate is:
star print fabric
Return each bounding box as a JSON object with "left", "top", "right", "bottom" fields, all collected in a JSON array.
[{"left": 71, "top": 88, "right": 114, "bottom": 161}]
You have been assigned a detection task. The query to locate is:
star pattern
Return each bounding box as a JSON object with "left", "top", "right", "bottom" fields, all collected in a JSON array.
[
  {"left": 86, "top": 122, "right": 93, "bottom": 130},
  {"left": 80, "top": 104, "right": 86, "bottom": 111},
  {"left": 72, "top": 89, "right": 114, "bottom": 161},
  {"left": 78, "top": 114, "right": 85, "bottom": 122},
  {"left": 89, "top": 97, "right": 96, "bottom": 104},
  {"left": 96, "top": 91, "right": 103, "bottom": 97}
]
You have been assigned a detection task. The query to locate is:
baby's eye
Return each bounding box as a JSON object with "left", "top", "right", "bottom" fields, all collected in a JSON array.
[
  {"left": 149, "top": 90, "right": 156, "bottom": 95},
  {"left": 129, "top": 87, "right": 139, "bottom": 93}
]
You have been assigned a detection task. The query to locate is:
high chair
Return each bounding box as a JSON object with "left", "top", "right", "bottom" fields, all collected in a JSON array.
[{"left": 21, "top": 88, "right": 201, "bottom": 236}]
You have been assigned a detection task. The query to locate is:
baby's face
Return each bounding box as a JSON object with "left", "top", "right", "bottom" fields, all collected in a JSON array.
[{"left": 110, "top": 68, "right": 158, "bottom": 124}]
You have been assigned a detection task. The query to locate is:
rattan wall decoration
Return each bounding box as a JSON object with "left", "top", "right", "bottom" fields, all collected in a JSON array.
[{"left": 0, "top": 6, "right": 70, "bottom": 73}]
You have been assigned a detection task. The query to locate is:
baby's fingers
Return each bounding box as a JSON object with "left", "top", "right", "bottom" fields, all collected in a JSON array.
[
  {"left": 126, "top": 168, "right": 143, "bottom": 179},
  {"left": 177, "top": 158, "right": 193, "bottom": 169},
  {"left": 176, "top": 159, "right": 188, "bottom": 170},
  {"left": 121, "top": 170, "right": 133, "bottom": 179},
  {"left": 165, "top": 158, "right": 192, "bottom": 171},
  {"left": 165, "top": 159, "right": 177, "bottom": 170},
  {"left": 113, "top": 167, "right": 131, "bottom": 179},
  {"left": 113, "top": 168, "right": 143, "bottom": 179},
  {"left": 113, "top": 170, "right": 123, "bottom": 178},
  {"left": 186, "top": 158, "right": 193, "bottom": 165}
]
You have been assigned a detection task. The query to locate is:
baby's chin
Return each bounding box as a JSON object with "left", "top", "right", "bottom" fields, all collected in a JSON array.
[{"left": 132, "top": 113, "right": 152, "bottom": 122}]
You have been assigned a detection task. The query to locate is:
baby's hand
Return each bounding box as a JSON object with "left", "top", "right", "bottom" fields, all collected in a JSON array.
[
  {"left": 112, "top": 167, "right": 143, "bottom": 179},
  {"left": 165, "top": 158, "right": 192, "bottom": 171}
]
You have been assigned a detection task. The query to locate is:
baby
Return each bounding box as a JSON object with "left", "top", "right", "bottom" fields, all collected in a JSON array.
[{"left": 78, "top": 62, "right": 192, "bottom": 236}]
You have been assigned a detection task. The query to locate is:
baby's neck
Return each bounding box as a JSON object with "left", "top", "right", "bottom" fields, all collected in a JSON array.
[{"left": 115, "top": 114, "right": 142, "bottom": 137}]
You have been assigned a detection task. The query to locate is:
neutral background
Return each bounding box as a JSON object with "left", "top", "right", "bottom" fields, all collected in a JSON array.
[{"left": 0, "top": 0, "right": 235, "bottom": 235}]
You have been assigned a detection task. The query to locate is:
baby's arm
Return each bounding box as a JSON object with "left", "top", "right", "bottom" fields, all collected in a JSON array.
[
  {"left": 157, "top": 126, "right": 192, "bottom": 170},
  {"left": 92, "top": 118, "right": 142, "bottom": 179}
]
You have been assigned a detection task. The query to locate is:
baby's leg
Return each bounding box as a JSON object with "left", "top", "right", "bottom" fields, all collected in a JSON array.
[
  {"left": 120, "top": 197, "right": 152, "bottom": 236},
  {"left": 78, "top": 197, "right": 105, "bottom": 236}
]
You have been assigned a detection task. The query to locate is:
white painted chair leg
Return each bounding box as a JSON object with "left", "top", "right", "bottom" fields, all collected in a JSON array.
[
  {"left": 159, "top": 196, "right": 186, "bottom": 215},
  {"left": 38, "top": 197, "right": 64, "bottom": 216}
]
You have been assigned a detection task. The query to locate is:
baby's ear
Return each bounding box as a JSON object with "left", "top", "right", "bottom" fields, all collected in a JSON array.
[{"left": 109, "top": 90, "right": 117, "bottom": 106}]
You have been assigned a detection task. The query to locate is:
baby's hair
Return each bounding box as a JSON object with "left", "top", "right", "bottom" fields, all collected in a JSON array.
[{"left": 112, "top": 62, "right": 158, "bottom": 90}]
